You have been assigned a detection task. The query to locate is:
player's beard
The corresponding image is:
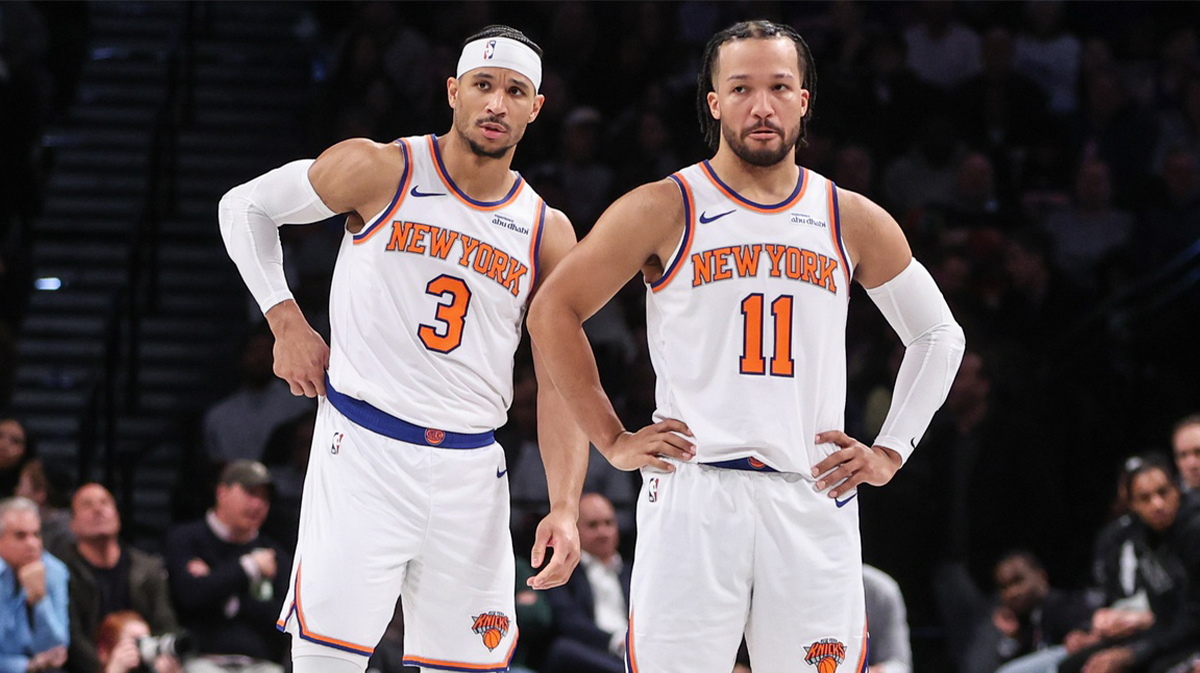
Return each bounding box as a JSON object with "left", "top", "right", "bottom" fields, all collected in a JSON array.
[
  {"left": 723, "top": 118, "right": 802, "bottom": 167},
  {"left": 453, "top": 110, "right": 521, "bottom": 160}
]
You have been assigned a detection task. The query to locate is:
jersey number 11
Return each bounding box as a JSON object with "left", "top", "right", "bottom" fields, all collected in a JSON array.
[{"left": 739, "top": 293, "right": 794, "bottom": 377}]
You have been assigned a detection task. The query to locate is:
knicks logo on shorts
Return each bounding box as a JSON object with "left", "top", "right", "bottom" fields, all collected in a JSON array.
[
  {"left": 804, "top": 638, "right": 847, "bottom": 673},
  {"left": 471, "top": 611, "right": 510, "bottom": 651},
  {"left": 425, "top": 428, "right": 445, "bottom": 445},
  {"left": 331, "top": 432, "right": 344, "bottom": 455},
  {"left": 748, "top": 457, "right": 767, "bottom": 469}
]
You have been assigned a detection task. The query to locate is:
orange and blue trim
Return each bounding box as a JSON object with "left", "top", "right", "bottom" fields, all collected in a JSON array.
[
  {"left": 827, "top": 181, "right": 852, "bottom": 294},
  {"left": 649, "top": 173, "right": 696, "bottom": 293},
  {"left": 700, "top": 160, "right": 807, "bottom": 213},
  {"left": 277, "top": 565, "right": 375, "bottom": 657},
  {"left": 428, "top": 135, "right": 525, "bottom": 211},
  {"left": 625, "top": 612, "right": 640, "bottom": 673},
  {"left": 401, "top": 631, "right": 519, "bottom": 673},
  {"left": 528, "top": 198, "right": 547, "bottom": 291},
  {"left": 353, "top": 139, "right": 412, "bottom": 245},
  {"left": 856, "top": 617, "right": 870, "bottom": 673}
]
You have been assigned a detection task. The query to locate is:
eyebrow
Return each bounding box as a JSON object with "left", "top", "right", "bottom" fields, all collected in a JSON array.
[
  {"left": 470, "top": 71, "right": 532, "bottom": 92},
  {"left": 726, "top": 72, "right": 797, "bottom": 82}
]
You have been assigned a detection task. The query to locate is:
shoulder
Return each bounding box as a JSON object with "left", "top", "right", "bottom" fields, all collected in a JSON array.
[
  {"left": 595, "top": 178, "right": 688, "bottom": 233},
  {"left": 127, "top": 546, "right": 166, "bottom": 571},
  {"left": 309, "top": 138, "right": 407, "bottom": 206}
]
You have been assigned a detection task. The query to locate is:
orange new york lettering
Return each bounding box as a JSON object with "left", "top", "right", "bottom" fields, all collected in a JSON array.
[
  {"left": 503, "top": 258, "right": 528, "bottom": 296},
  {"left": 732, "top": 244, "right": 761, "bottom": 277},
  {"left": 692, "top": 251, "right": 714, "bottom": 287},
  {"left": 801, "top": 250, "right": 819, "bottom": 285},
  {"left": 819, "top": 254, "right": 839, "bottom": 293},
  {"left": 427, "top": 227, "right": 459, "bottom": 259},
  {"left": 405, "top": 223, "right": 432, "bottom": 254},
  {"left": 457, "top": 235, "right": 480, "bottom": 267},
  {"left": 486, "top": 249, "right": 510, "bottom": 282},
  {"left": 386, "top": 221, "right": 413, "bottom": 251},
  {"left": 471, "top": 243, "right": 494, "bottom": 274},
  {"left": 764, "top": 244, "right": 787, "bottom": 278},
  {"left": 713, "top": 247, "right": 733, "bottom": 281}
]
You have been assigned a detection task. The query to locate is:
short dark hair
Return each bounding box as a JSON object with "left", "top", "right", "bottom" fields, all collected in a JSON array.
[
  {"left": 1120, "top": 453, "right": 1176, "bottom": 497},
  {"left": 995, "top": 549, "right": 1044, "bottom": 575},
  {"left": 462, "top": 25, "right": 543, "bottom": 59},
  {"left": 696, "top": 20, "right": 817, "bottom": 152}
]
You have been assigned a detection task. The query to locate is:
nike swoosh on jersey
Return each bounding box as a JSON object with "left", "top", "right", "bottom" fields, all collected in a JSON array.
[
  {"left": 834, "top": 493, "right": 857, "bottom": 508},
  {"left": 698, "top": 209, "right": 735, "bottom": 224},
  {"left": 410, "top": 185, "right": 446, "bottom": 198},
  {"left": 496, "top": 467, "right": 508, "bottom": 478}
]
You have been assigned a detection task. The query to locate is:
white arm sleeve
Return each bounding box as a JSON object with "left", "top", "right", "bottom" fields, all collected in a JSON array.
[
  {"left": 217, "top": 159, "right": 337, "bottom": 314},
  {"left": 866, "top": 259, "right": 966, "bottom": 464}
]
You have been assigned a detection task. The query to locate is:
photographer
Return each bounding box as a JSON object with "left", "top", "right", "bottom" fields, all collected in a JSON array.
[{"left": 94, "top": 612, "right": 182, "bottom": 673}]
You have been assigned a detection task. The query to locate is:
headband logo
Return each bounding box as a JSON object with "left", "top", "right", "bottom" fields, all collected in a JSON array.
[{"left": 483, "top": 39, "right": 496, "bottom": 60}]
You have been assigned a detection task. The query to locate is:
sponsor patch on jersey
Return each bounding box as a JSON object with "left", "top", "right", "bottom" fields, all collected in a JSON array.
[
  {"left": 471, "top": 611, "right": 510, "bottom": 651},
  {"left": 791, "top": 213, "right": 827, "bottom": 228},
  {"left": 331, "top": 432, "right": 344, "bottom": 455},
  {"left": 491, "top": 213, "right": 529, "bottom": 235},
  {"left": 804, "top": 638, "right": 847, "bottom": 673},
  {"left": 425, "top": 428, "right": 445, "bottom": 445}
]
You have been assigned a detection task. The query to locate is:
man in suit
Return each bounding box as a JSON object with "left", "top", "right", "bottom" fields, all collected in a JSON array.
[{"left": 544, "top": 493, "right": 630, "bottom": 673}]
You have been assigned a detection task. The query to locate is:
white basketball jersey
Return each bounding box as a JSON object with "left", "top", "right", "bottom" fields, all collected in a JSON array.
[
  {"left": 646, "top": 161, "right": 854, "bottom": 474},
  {"left": 327, "top": 134, "right": 546, "bottom": 433}
]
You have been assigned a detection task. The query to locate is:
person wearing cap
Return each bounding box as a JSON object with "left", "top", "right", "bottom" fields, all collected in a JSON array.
[
  {"left": 63, "top": 483, "right": 179, "bottom": 673},
  {"left": 217, "top": 23, "right": 597, "bottom": 673},
  {"left": 164, "top": 461, "right": 290, "bottom": 673}
]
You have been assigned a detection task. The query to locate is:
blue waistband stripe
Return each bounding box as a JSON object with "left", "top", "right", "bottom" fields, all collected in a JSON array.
[
  {"left": 703, "top": 458, "right": 779, "bottom": 473},
  {"left": 324, "top": 377, "right": 494, "bottom": 449}
]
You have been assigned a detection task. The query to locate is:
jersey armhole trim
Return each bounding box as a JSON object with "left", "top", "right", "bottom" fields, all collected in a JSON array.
[
  {"left": 827, "top": 180, "right": 852, "bottom": 297},
  {"left": 353, "top": 138, "right": 412, "bottom": 245},
  {"left": 528, "top": 198, "right": 547, "bottom": 292},
  {"left": 650, "top": 173, "right": 695, "bottom": 292}
]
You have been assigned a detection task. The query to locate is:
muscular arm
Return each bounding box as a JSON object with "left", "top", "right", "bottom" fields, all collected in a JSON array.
[
  {"left": 524, "top": 208, "right": 589, "bottom": 589},
  {"left": 218, "top": 138, "right": 403, "bottom": 397},
  {"left": 527, "top": 181, "right": 695, "bottom": 471}
]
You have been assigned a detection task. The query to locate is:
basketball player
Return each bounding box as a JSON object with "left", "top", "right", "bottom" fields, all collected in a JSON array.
[
  {"left": 528, "top": 20, "right": 966, "bottom": 673},
  {"left": 218, "top": 25, "right": 600, "bottom": 673}
]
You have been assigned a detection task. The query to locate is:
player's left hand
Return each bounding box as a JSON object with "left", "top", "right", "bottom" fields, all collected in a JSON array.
[
  {"left": 811, "top": 430, "right": 902, "bottom": 498},
  {"left": 527, "top": 508, "right": 580, "bottom": 590}
]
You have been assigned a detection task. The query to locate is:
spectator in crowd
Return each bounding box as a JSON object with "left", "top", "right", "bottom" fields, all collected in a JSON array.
[
  {"left": 1139, "top": 149, "right": 1200, "bottom": 267},
  {"left": 1013, "top": 0, "right": 1081, "bottom": 117},
  {"left": 904, "top": 0, "right": 982, "bottom": 91},
  {"left": 1058, "top": 457, "right": 1200, "bottom": 673},
  {"left": 864, "top": 564, "right": 913, "bottom": 673},
  {"left": 1173, "top": 415, "right": 1200, "bottom": 495},
  {"left": 0, "top": 496, "right": 68, "bottom": 673},
  {"left": 883, "top": 112, "right": 969, "bottom": 217},
  {"left": 529, "top": 106, "right": 614, "bottom": 234},
  {"left": 14, "top": 460, "right": 72, "bottom": 557},
  {"left": 1041, "top": 158, "right": 1133, "bottom": 289},
  {"left": 543, "top": 493, "right": 630, "bottom": 673},
  {"left": 64, "top": 483, "right": 179, "bottom": 673},
  {"left": 94, "top": 611, "right": 183, "bottom": 673},
  {"left": 202, "top": 327, "right": 313, "bottom": 465},
  {"left": 0, "top": 417, "right": 32, "bottom": 496},
  {"left": 165, "top": 461, "right": 290, "bottom": 672}
]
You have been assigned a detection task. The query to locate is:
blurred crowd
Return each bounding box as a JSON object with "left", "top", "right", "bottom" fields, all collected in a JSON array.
[{"left": 3, "top": 1, "right": 1200, "bottom": 672}]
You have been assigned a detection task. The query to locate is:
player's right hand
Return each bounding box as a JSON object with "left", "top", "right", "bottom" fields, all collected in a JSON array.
[
  {"left": 266, "top": 300, "right": 329, "bottom": 397},
  {"left": 602, "top": 419, "right": 695, "bottom": 471}
]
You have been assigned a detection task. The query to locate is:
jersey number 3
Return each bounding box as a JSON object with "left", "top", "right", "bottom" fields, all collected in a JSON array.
[
  {"left": 740, "top": 293, "right": 794, "bottom": 377},
  {"left": 419, "top": 275, "right": 472, "bottom": 353}
]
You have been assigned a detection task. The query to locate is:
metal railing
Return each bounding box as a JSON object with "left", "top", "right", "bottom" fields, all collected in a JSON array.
[{"left": 78, "top": 2, "right": 199, "bottom": 495}]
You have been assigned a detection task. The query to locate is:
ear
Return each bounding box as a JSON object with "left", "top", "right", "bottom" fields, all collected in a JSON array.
[
  {"left": 707, "top": 90, "right": 720, "bottom": 121},
  {"left": 799, "top": 88, "right": 811, "bottom": 117},
  {"left": 447, "top": 76, "right": 459, "bottom": 109},
  {"left": 528, "top": 93, "right": 545, "bottom": 123}
]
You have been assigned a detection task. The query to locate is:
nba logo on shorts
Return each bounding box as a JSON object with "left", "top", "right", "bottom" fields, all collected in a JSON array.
[
  {"left": 483, "top": 39, "right": 496, "bottom": 59},
  {"left": 647, "top": 477, "right": 659, "bottom": 503},
  {"left": 331, "top": 432, "right": 344, "bottom": 455}
]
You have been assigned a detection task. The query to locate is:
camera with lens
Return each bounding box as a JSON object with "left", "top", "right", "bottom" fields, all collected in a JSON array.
[{"left": 136, "top": 632, "right": 193, "bottom": 665}]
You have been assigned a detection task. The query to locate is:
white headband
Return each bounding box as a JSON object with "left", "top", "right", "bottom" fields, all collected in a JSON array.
[{"left": 456, "top": 36, "right": 542, "bottom": 92}]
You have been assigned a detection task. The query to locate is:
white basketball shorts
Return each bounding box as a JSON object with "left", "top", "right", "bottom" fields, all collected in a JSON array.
[
  {"left": 626, "top": 460, "right": 868, "bottom": 673},
  {"left": 277, "top": 394, "right": 517, "bottom": 672}
]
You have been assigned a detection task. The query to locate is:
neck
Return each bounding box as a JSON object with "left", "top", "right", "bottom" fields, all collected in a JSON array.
[
  {"left": 438, "top": 132, "right": 518, "bottom": 202},
  {"left": 77, "top": 536, "right": 121, "bottom": 568},
  {"left": 708, "top": 146, "right": 801, "bottom": 201}
]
